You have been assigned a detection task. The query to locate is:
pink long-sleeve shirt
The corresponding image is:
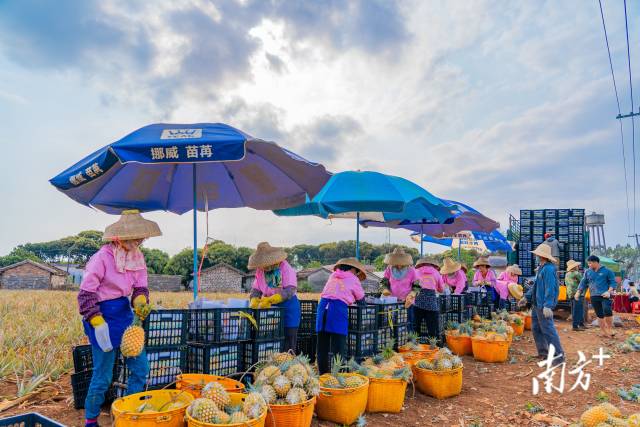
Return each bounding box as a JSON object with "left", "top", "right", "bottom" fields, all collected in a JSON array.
[
  {"left": 443, "top": 269, "right": 467, "bottom": 294},
  {"left": 495, "top": 271, "right": 518, "bottom": 300},
  {"left": 320, "top": 269, "right": 365, "bottom": 305},
  {"left": 383, "top": 266, "right": 417, "bottom": 299},
  {"left": 473, "top": 269, "right": 497, "bottom": 288},
  {"left": 251, "top": 260, "right": 297, "bottom": 297},
  {"left": 415, "top": 265, "right": 445, "bottom": 292}
]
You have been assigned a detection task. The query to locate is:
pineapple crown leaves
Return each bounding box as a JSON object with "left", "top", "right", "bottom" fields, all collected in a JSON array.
[
  {"left": 445, "top": 320, "right": 459, "bottom": 331},
  {"left": 428, "top": 336, "right": 439, "bottom": 349},
  {"left": 392, "top": 366, "right": 412, "bottom": 382},
  {"left": 407, "top": 331, "right": 420, "bottom": 344},
  {"left": 356, "top": 414, "right": 368, "bottom": 427}
]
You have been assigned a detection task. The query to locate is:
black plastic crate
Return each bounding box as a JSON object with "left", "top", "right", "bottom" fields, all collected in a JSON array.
[
  {"left": 299, "top": 300, "right": 318, "bottom": 334},
  {"left": 187, "top": 342, "right": 243, "bottom": 377},
  {"left": 348, "top": 305, "right": 378, "bottom": 332},
  {"left": 465, "top": 291, "right": 490, "bottom": 306},
  {"left": 243, "top": 339, "right": 284, "bottom": 369},
  {"left": 463, "top": 306, "right": 474, "bottom": 320},
  {"left": 520, "top": 210, "right": 531, "bottom": 219},
  {"left": 73, "top": 344, "right": 93, "bottom": 373},
  {"left": 438, "top": 295, "right": 451, "bottom": 313},
  {"left": 418, "top": 316, "right": 445, "bottom": 339},
  {"left": 445, "top": 311, "right": 465, "bottom": 324},
  {"left": 476, "top": 304, "right": 494, "bottom": 319},
  {"left": 347, "top": 331, "right": 377, "bottom": 359},
  {"left": 376, "top": 303, "right": 408, "bottom": 328},
  {"left": 545, "top": 210, "right": 557, "bottom": 218},
  {"left": 449, "top": 294, "right": 466, "bottom": 312},
  {"left": 189, "top": 308, "right": 253, "bottom": 343},
  {"left": 393, "top": 323, "right": 409, "bottom": 349},
  {"left": 251, "top": 308, "right": 285, "bottom": 340},
  {"left": 296, "top": 333, "right": 317, "bottom": 362},
  {"left": 145, "top": 309, "right": 188, "bottom": 347},
  {"left": 558, "top": 209, "right": 570, "bottom": 217},
  {"left": 71, "top": 369, "right": 117, "bottom": 410},
  {"left": 570, "top": 209, "right": 585, "bottom": 217},
  {"left": 532, "top": 210, "right": 544, "bottom": 219},
  {"left": 115, "top": 346, "right": 186, "bottom": 389},
  {"left": 377, "top": 327, "right": 394, "bottom": 350},
  {"left": 0, "top": 413, "right": 65, "bottom": 427}
]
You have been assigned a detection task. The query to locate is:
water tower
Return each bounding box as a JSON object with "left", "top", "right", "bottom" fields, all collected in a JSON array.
[{"left": 586, "top": 212, "right": 606, "bottom": 253}]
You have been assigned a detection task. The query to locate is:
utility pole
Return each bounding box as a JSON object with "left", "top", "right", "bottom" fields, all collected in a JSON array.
[{"left": 629, "top": 234, "right": 640, "bottom": 249}]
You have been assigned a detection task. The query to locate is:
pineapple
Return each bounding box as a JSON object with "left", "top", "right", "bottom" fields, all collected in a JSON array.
[
  {"left": 121, "top": 312, "right": 146, "bottom": 358},
  {"left": 416, "top": 359, "right": 433, "bottom": 370},
  {"left": 272, "top": 352, "right": 295, "bottom": 365},
  {"left": 343, "top": 375, "right": 365, "bottom": 388},
  {"left": 285, "top": 364, "right": 309, "bottom": 388},
  {"left": 305, "top": 377, "right": 320, "bottom": 397},
  {"left": 580, "top": 405, "right": 611, "bottom": 427},
  {"left": 628, "top": 413, "right": 640, "bottom": 427},
  {"left": 428, "top": 336, "right": 439, "bottom": 350},
  {"left": 256, "top": 365, "right": 281, "bottom": 384},
  {"left": 243, "top": 392, "right": 267, "bottom": 419},
  {"left": 599, "top": 403, "right": 622, "bottom": 418},
  {"left": 212, "top": 410, "right": 231, "bottom": 424},
  {"left": 201, "top": 382, "right": 231, "bottom": 410},
  {"left": 285, "top": 387, "right": 308, "bottom": 405},
  {"left": 451, "top": 355, "right": 463, "bottom": 368},
  {"left": 230, "top": 411, "right": 249, "bottom": 424},
  {"left": 321, "top": 375, "right": 341, "bottom": 388},
  {"left": 272, "top": 374, "right": 292, "bottom": 397},
  {"left": 188, "top": 398, "right": 218, "bottom": 423},
  {"left": 256, "top": 384, "right": 277, "bottom": 404}
]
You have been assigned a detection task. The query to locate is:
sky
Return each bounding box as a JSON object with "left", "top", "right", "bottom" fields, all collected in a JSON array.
[{"left": 0, "top": 0, "right": 637, "bottom": 256}]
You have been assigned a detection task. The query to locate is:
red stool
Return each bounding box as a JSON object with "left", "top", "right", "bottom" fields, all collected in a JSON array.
[{"left": 631, "top": 301, "right": 640, "bottom": 314}]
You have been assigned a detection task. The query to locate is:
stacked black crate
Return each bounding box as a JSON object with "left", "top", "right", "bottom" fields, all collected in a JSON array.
[
  {"left": 297, "top": 300, "right": 318, "bottom": 362},
  {"left": 568, "top": 209, "right": 586, "bottom": 268},
  {"left": 115, "top": 309, "right": 190, "bottom": 397},
  {"left": 416, "top": 295, "right": 449, "bottom": 345},
  {"left": 347, "top": 305, "right": 378, "bottom": 361},
  {"left": 243, "top": 307, "right": 286, "bottom": 369},
  {"left": 70, "top": 345, "right": 118, "bottom": 409},
  {"left": 519, "top": 210, "right": 534, "bottom": 276},
  {"left": 375, "top": 302, "right": 409, "bottom": 351}
]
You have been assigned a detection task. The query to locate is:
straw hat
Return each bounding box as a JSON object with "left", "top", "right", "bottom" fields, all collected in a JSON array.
[
  {"left": 506, "top": 264, "right": 523, "bottom": 276},
  {"left": 566, "top": 259, "right": 581, "bottom": 272},
  {"left": 473, "top": 257, "right": 491, "bottom": 268},
  {"left": 334, "top": 257, "right": 367, "bottom": 281},
  {"left": 508, "top": 283, "right": 524, "bottom": 300},
  {"left": 103, "top": 210, "right": 162, "bottom": 241},
  {"left": 415, "top": 256, "right": 440, "bottom": 269},
  {"left": 384, "top": 248, "right": 413, "bottom": 266},
  {"left": 440, "top": 257, "right": 462, "bottom": 275},
  {"left": 531, "top": 243, "right": 558, "bottom": 264},
  {"left": 248, "top": 242, "right": 288, "bottom": 270}
]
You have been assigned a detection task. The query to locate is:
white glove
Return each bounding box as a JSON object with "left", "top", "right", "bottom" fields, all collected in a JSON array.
[
  {"left": 601, "top": 291, "right": 611, "bottom": 299},
  {"left": 94, "top": 323, "right": 113, "bottom": 352},
  {"left": 543, "top": 307, "right": 554, "bottom": 319},
  {"left": 517, "top": 297, "right": 527, "bottom": 308}
]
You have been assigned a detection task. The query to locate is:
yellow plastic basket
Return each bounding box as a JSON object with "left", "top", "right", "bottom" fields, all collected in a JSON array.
[
  {"left": 175, "top": 374, "right": 245, "bottom": 398},
  {"left": 471, "top": 337, "right": 510, "bottom": 363},
  {"left": 265, "top": 397, "right": 316, "bottom": 427},
  {"left": 316, "top": 374, "right": 369, "bottom": 425},
  {"left": 511, "top": 322, "right": 525, "bottom": 336},
  {"left": 186, "top": 393, "right": 266, "bottom": 427},
  {"left": 365, "top": 377, "right": 407, "bottom": 413},
  {"left": 445, "top": 334, "right": 473, "bottom": 356},
  {"left": 412, "top": 365, "right": 463, "bottom": 399},
  {"left": 111, "top": 389, "right": 194, "bottom": 427}
]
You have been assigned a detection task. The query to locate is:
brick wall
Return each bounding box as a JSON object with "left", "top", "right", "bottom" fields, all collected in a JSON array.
[
  {"left": 200, "top": 265, "right": 244, "bottom": 292},
  {"left": 0, "top": 263, "right": 59, "bottom": 290},
  {"left": 148, "top": 274, "right": 183, "bottom": 292}
]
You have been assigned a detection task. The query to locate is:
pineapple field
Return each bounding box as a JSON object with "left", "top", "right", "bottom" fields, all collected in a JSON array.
[{"left": 2, "top": 289, "right": 640, "bottom": 426}]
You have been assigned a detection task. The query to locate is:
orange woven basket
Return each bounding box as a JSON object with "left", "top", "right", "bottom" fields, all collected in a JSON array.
[
  {"left": 111, "top": 390, "right": 194, "bottom": 427},
  {"left": 412, "top": 365, "right": 463, "bottom": 399},
  {"left": 398, "top": 349, "right": 437, "bottom": 366},
  {"left": 471, "top": 337, "right": 510, "bottom": 363},
  {"left": 365, "top": 377, "right": 408, "bottom": 413},
  {"left": 511, "top": 322, "right": 524, "bottom": 336},
  {"left": 398, "top": 343, "right": 430, "bottom": 353},
  {"left": 316, "top": 374, "right": 369, "bottom": 425},
  {"left": 176, "top": 374, "right": 245, "bottom": 398},
  {"left": 186, "top": 393, "right": 266, "bottom": 427},
  {"left": 265, "top": 397, "right": 316, "bottom": 427},
  {"left": 524, "top": 315, "right": 532, "bottom": 330},
  {"left": 445, "top": 334, "right": 472, "bottom": 356}
]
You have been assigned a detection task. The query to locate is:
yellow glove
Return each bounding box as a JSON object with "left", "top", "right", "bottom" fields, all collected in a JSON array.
[
  {"left": 249, "top": 297, "right": 260, "bottom": 309},
  {"left": 258, "top": 298, "right": 272, "bottom": 309},
  {"left": 133, "top": 295, "right": 151, "bottom": 320},
  {"left": 382, "top": 289, "right": 392, "bottom": 297},
  {"left": 267, "top": 293, "right": 283, "bottom": 305},
  {"left": 89, "top": 314, "right": 106, "bottom": 327}
]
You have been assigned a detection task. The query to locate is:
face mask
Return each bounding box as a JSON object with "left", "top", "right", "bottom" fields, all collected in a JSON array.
[{"left": 391, "top": 266, "right": 409, "bottom": 280}]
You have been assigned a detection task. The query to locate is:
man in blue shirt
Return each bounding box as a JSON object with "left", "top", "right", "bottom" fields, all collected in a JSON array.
[
  {"left": 519, "top": 243, "right": 564, "bottom": 364},
  {"left": 576, "top": 255, "right": 616, "bottom": 338}
]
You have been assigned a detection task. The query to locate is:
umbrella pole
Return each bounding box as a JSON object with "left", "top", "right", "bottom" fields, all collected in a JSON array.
[
  {"left": 420, "top": 225, "right": 424, "bottom": 257},
  {"left": 192, "top": 164, "right": 198, "bottom": 301},
  {"left": 457, "top": 239, "right": 461, "bottom": 261},
  {"left": 356, "top": 212, "right": 360, "bottom": 260}
]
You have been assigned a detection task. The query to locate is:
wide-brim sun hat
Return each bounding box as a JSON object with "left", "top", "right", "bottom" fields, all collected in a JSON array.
[
  {"left": 531, "top": 243, "right": 558, "bottom": 264},
  {"left": 473, "top": 257, "right": 491, "bottom": 268},
  {"left": 508, "top": 283, "right": 524, "bottom": 300},
  {"left": 384, "top": 248, "right": 413, "bottom": 266},
  {"left": 566, "top": 259, "right": 581, "bottom": 272},
  {"left": 506, "top": 264, "right": 523, "bottom": 276},
  {"left": 248, "top": 242, "right": 288, "bottom": 270},
  {"left": 440, "top": 257, "right": 462, "bottom": 275},
  {"left": 103, "top": 210, "right": 162, "bottom": 241},
  {"left": 334, "top": 257, "right": 367, "bottom": 281},
  {"left": 415, "top": 256, "right": 440, "bottom": 269}
]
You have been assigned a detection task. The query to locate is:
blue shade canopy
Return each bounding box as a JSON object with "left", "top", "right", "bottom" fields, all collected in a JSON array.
[
  {"left": 360, "top": 199, "right": 499, "bottom": 235},
  {"left": 49, "top": 123, "right": 331, "bottom": 214},
  {"left": 273, "top": 171, "right": 455, "bottom": 223},
  {"left": 416, "top": 229, "right": 513, "bottom": 253}
]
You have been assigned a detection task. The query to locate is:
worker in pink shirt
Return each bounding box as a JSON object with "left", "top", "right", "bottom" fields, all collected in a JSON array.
[
  {"left": 440, "top": 257, "right": 467, "bottom": 294},
  {"left": 380, "top": 247, "right": 417, "bottom": 300},
  {"left": 77, "top": 211, "right": 161, "bottom": 427},
  {"left": 409, "top": 257, "right": 444, "bottom": 340},
  {"left": 473, "top": 256, "right": 498, "bottom": 306},
  {"left": 496, "top": 264, "right": 522, "bottom": 309}
]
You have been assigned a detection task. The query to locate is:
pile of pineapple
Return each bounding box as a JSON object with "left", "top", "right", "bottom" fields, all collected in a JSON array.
[
  {"left": 574, "top": 402, "right": 640, "bottom": 426},
  {"left": 471, "top": 319, "right": 513, "bottom": 342},
  {"left": 187, "top": 382, "right": 267, "bottom": 424},
  {"left": 252, "top": 352, "right": 320, "bottom": 405},
  {"left": 320, "top": 355, "right": 368, "bottom": 389},
  {"left": 620, "top": 333, "right": 640, "bottom": 352},
  {"left": 444, "top": 320, "right": 474, "bottom": 337},
  {"left": 398, "top": 332, "right": 430, "bottom": 352},
  {"left": 414, "top": 347, "right": 463, "bottom": 372},
  {"left": 347, "top": 343, "right": 412, "bottom": 382}
]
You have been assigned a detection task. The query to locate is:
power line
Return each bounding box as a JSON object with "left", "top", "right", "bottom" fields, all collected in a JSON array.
[
  {"left": 623, "top": 0, "right": 637, "bottom": 233},
  {"left": 599, "top": 0, "right": 632, "bottom": 238}
]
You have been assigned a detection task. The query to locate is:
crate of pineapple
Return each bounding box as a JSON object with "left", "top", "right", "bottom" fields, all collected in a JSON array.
[
  {"left": 187, "top": 342, "right": 243, "bottom": 377},
  {"left": 243, "top": 339, "right": 284, "bottom": 370},
  {"left": 188, "top": 308, "right": 253, "bottom": 343},
  {"left": 144, "top": 309, "right": 189, "bottom": 347},
  {"left": 296, "top": 333, "right": 317, "bottom": 363},
  {"left": 377, "top": 327, "right": 394, "bottom": 351},
  {"left": 113, "top": 345, "right": 187, "bottom": 396},
  {"left": 412, "top": 347, "right": 463, "bottom": 399},
  {"left": 317, "top": 355, "right": 370, "bottom": 425},
  {"left": 0, "top": 413, "right": 65, "bottom": 427},
  {"left": 375, "top": 302, "right": 408, "bottom": 328},
  {"left": 347, "top": 330, "right": 378, "bottom": 360},
  {"left": 348, "top": 304, "right": 378, "bottom": 332},
  {"left": 299, "top": 300, "right": 318, "bottom": 334},
  {"left": 393, "top": 323, "right": 410, "bottom": 349},
  {"left": 449, "top": 294, "right": 466, "bottom": 312},
  {"left": 251, "top": 307, "right": 285, "bottom": 340}
]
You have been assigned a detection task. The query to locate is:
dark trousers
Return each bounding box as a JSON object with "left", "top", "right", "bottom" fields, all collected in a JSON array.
[
  {"left": 413, "top": 307, "right": 440, "bottom": 340},
  {"left": 316, "top": 332, "right": 347, "bottom": 374},
  {"left": 571, "top": 297, "right": 585, "bottom": 329},
  {"left": 284, "top": 327, "right": 298, "bottom": 353}
]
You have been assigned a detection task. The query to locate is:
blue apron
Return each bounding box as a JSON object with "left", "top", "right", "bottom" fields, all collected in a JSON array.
[
  {"left": 315, "top": 297, "right": 348, "bottom": 336},
  {"left": 276, "top": 295, "right": 301, "bottom": 329},
  {"left": 82, "top": 297, "right": 133, "bottom": 348}
]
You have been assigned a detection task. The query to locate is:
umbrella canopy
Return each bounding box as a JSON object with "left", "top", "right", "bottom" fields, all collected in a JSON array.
[
  {"left": 273, "top": 171, "right": 455, "bottom": 259},
  {"left": 50, "top": 123, "right": 331, "bottom": 299},
  {"left": 413, "top": 230, "right": 513, "bottom": 253}
]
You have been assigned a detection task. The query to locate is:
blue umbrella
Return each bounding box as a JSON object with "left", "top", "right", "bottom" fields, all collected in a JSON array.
[
  {"left": 50, "top": 123, "right": 331, "bottom": 299},
  {"left": 273, "top": 171, "right": 455, "bottom": 259},
  {"left": 415, "top": 229, "right": 513, "bottom": 253},
  {"left": 360, "top": 199, "right": 499, "bottom": 256}
]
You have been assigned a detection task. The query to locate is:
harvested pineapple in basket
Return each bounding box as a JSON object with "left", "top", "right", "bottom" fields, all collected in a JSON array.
[
  {"left": 319, "top": 354, "right": 367, "bottom": 389},
  {"left": 415, "top": 347, "right": 463, "bottom": 371},
  {"left": 251, "top": 352, "right": 320, "bottom": 405},
  {"left": 347, "top": 342, "right": 412, "bottom": 381}
]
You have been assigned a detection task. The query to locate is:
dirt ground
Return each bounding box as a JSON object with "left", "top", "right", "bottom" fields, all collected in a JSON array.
[{"left": 2, "top": 313, "right": 640, "bottom": 427}]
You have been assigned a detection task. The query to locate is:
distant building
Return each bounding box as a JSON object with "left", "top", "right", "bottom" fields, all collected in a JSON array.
[
  {"left": 0, "top": 260, "right": 69, "bottom": 290},
  {"left": 199, "top": 263, "right": 246, "bottom": 293},
  {"left": 52, "top": 263, "right": 84, "bottom": 285}
]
